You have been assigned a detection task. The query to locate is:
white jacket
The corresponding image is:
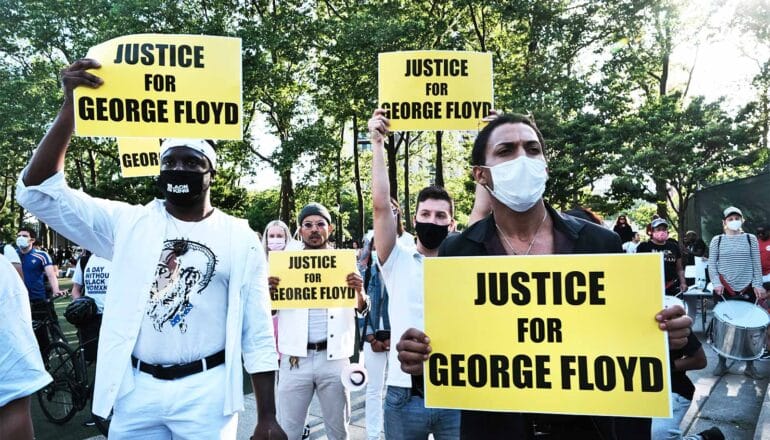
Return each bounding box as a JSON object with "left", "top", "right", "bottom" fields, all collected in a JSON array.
[
  {"left": 17, "top": 171, "right": 277, "bottom": 417},
  {"left": 277, "top": 307, "right": 356, "bottom": 360}
]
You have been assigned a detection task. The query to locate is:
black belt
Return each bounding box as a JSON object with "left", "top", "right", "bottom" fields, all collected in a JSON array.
[
  {"left": 131, "top": 350, "right": 225, "bottom": 380},
  {"left": 307, "top": 341, "right": 327, "bottom": 351}
]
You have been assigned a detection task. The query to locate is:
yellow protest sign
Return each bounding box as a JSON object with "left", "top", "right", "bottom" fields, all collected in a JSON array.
[
  {"left": 74, "top": 34, "right": 242, "bottom": 140},
  {"left": 269, "top": 250, "right": 358, "bottom": 309},
  {"left": 378, "top": 50, "right": 493, "bottom": 131},
  {"left": 424, "top": 253, "right": 671, "bottom": 418},
  {"left": 117, "top": 138, "right": 161, "bottom": 177}
]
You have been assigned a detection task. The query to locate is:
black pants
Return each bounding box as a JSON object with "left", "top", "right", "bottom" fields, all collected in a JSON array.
[
  {"left": 77, "top": 313, "right": 103, "bottom": 363},
  {"left": 30, "top": 300, "right": 58, "bottom": 354}
]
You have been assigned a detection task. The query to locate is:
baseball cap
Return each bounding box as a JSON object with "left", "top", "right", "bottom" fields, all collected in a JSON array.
[
  {"left": 298, "top": 203, "right": 332, "bottom": 225},
  {"left": 722, "top": 206, "right": 742, "bottom": 219},
  {"left": 651, "top": 218, "right": 668, "bottom": 229}
]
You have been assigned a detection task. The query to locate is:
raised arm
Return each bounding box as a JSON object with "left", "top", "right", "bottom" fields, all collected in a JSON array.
[
  {"left": 23, "top": 59, "right": 102, "bottom": 186},
  {"left": 369, "top": 109, "right": 397, "bottom": 265}
]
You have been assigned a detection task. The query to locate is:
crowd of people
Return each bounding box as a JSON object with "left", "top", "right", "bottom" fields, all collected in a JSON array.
[{"left": 1, "top": 58, "right": 768, "bottom": 440}]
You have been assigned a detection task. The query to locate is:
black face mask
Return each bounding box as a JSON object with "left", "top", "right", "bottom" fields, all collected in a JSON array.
[
  {"left": 415, "top": 221, "right": 450, "bottom": 250},
  {"left": 157, "top": 170, "right": 209, "bottom": 206}
]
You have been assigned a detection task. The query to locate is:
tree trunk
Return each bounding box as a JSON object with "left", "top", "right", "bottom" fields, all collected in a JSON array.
[
  {"left": 403, "top": 133, "right": 411, "bottom": 232},
  {"left": 13, "top": 184, "right": 23, "bottom": 229},
  {"left": 435, "top": 130, "right": 444, "bottom": 187},
  {"left": 74, "top": 155, "right": 87, "bottom": 190},
  {"left": 279, "top": 169, "right": 295, "bottom": 227},
  {"left": 336, "top": 123, "right": 343, "bottom": 245},
  {"left": 386, "top": 134, "right": 399, "bottom": 200},
  {"left": 87, "top": 148, "right": 97, "bottom": 188},
  {"left": 655, "top": 179, "right": 668, "bottom": 219},
  {"left": 352, "top": 115, "right": 365, "bottom": 241}
]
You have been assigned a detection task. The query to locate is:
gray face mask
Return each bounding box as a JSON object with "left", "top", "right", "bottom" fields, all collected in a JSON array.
[{"left": 482, "top": 156, "right": 548, "bottom": 212}]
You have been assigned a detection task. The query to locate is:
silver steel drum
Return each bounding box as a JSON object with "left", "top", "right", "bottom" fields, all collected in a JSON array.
[{"left": 709, "top": 300, "right": 770, "bottom": 361}]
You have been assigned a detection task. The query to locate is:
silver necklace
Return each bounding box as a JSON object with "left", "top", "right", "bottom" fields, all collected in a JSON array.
[{"left": 495, "top": 210, "right": 548, "bottom": 255}]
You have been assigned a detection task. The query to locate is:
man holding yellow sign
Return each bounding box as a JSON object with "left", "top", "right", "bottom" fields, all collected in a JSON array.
[
  {"left": 17, "top": 48, "right": 284, "bottom": 440},
  {"left": 269, "top": 203, "right": 368, "bottom": 440},
  {"left": 395, "top": 113, "right": 694, "bottom": 439}
]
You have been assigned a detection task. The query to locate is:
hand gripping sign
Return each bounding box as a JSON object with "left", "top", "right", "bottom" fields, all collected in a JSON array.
[
  {"left": 378, "top": 50, "right": 493, "bottom": 131},
  {"left": 423, "top": 253, "right": 673, "bottom": 418},
  {"left": 269, "top": 250, "right": 358, "bottom": 309},
  {"left": 74, "top": 34, "right": 242, "bottom": 140}
]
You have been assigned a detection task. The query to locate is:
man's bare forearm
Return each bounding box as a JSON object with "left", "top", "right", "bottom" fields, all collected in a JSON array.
[{"left": 250, "top": 371, "right": 278, "bottom": 419}]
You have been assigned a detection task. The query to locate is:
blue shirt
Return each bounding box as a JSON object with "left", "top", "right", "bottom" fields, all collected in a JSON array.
[{"left": 19, "top": 249, "right": 52, "bottom": 301}]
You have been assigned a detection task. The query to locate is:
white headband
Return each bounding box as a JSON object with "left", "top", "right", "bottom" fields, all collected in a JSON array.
[{"left": 160, "top": 138, "right": 217, "bottom": 170}]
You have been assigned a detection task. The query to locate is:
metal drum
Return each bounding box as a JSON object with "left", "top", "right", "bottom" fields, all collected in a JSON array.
[{"left": 709, "top": 300, "right": 770, "bottom": 361}]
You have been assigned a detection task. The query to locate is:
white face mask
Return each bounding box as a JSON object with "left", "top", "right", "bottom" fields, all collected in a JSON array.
[
  {"left": 483, "top": 156, "right": 548, "bottom": 212},
  {"left": 16, "top": 236, "right": 30, "bottom": 249},
  {"left": 267, "top": 238, "right": 285, "bottom": 251},
  {"left": 726, "top": 219, "right": 742, "bottom": 231}
]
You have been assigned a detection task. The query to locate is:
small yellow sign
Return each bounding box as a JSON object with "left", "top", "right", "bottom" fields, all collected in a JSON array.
[
  {"left": 117, "top": 138, "right": 161, "bottom": 177},
  {"left": 378, "top": 50, "right": 493, "bottom": 131},
  {"left": 74, "top": 34, "right": 242, "bottom": 140},
  {"left": 423, "top": 253, "right": 671, "bottom": 418},
  {"left": 269, "top": 250, "right": 358, "bottom": 309}
]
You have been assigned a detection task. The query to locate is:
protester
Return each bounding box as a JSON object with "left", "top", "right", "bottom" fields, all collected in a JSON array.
[
  {"left": 360, "top": 237, "right": 390, "bottom": 440},
  {"left": 16, "top": 227, "right": 66, "bottom": 353},
  {"left": 757, "top": 224, "right": 770, "bottom": 289},
  {"left": 637, "top": 218, "right": 687, "bottom": 296},
  {"left": 263, "top": 220, "right": 293, "bottom": 253},
  {"left": 708, "top": 207, "right": 767, "bottom": 379},
  {"left": 0, "top": 256, "right": 52, "bottom": 440},
  {"left": 270, "top": 202, "right": 368, "bottom": 440},
  {"left": 682, "top": 231, "right": 707, "bottom": 267},
  {"left": 70, "top": 250, "right": 110, "bottom": 362},
  {"left": 369, "top": 109, "right": 462, "bottom": 439},
  {"left": 613, "top": 214, "right": 634, "bottom": 243},
  {"left": 16, "top": 58, "right": 284, "bottom": 439},
  {"left": 623, "top": 231, "right": 641, "bottom": 254},
  {"left": 395, "top": 113, "right": 693, "bottom": 439}
]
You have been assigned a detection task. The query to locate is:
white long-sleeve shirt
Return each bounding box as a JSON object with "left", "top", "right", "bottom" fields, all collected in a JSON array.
[{"left": 17, "top": 171, "right": 278, "bottom": 417}]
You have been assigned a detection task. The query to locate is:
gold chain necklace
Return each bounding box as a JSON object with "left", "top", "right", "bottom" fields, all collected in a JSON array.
[{"left": 495, "top": 210, "right": 548, "bottom": 256}]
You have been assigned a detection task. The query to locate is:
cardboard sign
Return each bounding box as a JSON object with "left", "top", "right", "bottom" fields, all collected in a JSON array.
[
  {"left": 269, "top": 250, "right": 358, "bottom": 309},
  {"left": 117, "top": 138, "right": 160, "bottom": 177},
  {"left": 74, "top": 34, "right": 242, "bottom": 140},
  {"left": 378, "top": 50, "right": 493, "bottom": 131},
  {"left": 423, "top": 253, "right": 671, "bottom": 418}
]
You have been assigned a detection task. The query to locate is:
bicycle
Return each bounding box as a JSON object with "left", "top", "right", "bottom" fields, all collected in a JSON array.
[{"left": 35, "top": 300, "right": 110, "bottom": 436}]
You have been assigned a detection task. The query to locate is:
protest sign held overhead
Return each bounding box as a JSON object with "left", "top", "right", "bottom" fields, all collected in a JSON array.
[
  {"left": 117, "top": 138, "right": 160, "bottom": 177},
  {"left": 269, "top": 250, "right": 358, "bottom": 309},
  {"left": 74, "top": 34, "right": 242, "bottom": 140},
  {"left": 423, "top": 253, "right": 672, "bottom": 418},
  {"left": 378, "top": 50, "right": 493, "bottom": 131}
]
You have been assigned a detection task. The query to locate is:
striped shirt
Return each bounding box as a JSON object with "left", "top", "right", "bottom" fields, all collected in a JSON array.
[{"left": 708, "top": 233, "right": 763, "bottom": 291}]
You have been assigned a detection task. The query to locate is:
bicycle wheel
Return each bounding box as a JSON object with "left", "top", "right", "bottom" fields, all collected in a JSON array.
[{"left": 37, "top": 342, "right": 79, "bottom": 424}]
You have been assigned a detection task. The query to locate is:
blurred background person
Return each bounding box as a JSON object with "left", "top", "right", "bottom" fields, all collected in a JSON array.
[{"left": 613, "top": 214, "right": 634, "bottom": 243}]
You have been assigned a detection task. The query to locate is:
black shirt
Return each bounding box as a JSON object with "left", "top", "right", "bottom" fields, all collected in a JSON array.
[
  {"left": 438, "top": 206, "right": 650, "bottom": 440},
  {"left": 636, "top": 240, "right": 681, "bottom": 283}
]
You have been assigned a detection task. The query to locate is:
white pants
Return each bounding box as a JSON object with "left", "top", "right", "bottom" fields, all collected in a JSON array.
[
  {"left": 363, "top": 343, "right": 388, "bottom": 440},
  {"left": 277, "top": 350, "right": 350, "bottom": 440},
  {"left": 108, "top": 364, "right": 238, "bottom": 439}
]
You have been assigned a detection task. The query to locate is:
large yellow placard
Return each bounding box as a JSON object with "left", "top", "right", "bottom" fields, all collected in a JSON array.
[
  {"left": 378, "top": 51, "right": 493, "bottom": 131},
  {"left": 117, "top": 138, "right": 160, "bottom": 177},
  {"left": 424, "top": 253, "right": 671, "bottom": 418},
  {"left": 269, "top": 250, "right": 358, "bottom": 309},
  {"left": 74, "top": 34, "right": 242, "bottom": 140}
]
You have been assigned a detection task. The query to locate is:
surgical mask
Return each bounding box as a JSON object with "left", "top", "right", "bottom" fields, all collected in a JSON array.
[
  {"left": 415, "top": 222, "right": 449, "bottom": 250},
  {"left": 726, "top": 220, "right": 742, "bottom": 231},
  {"left": 267, "top": 238, "right": 285, "bottom": 251},
  {"left": 158, "top": 170, "right": 209, "bottom": 206},
  {"left": 652, "top": 231, "right": 669, "bottom": 242},
  {"left": 16, "top": 236, "right": 30, "bottom": 249},
  {"left": 483, "top": 156, "right": 548, "bottom": 212}
]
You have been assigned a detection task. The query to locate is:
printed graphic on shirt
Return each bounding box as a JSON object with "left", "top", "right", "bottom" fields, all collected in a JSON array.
[
  {"left": 147, "top": 239, "right": 217, "bottom": 333},
  {"left": 649, "top": 248, "right": 676, "bottom": 263}
]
